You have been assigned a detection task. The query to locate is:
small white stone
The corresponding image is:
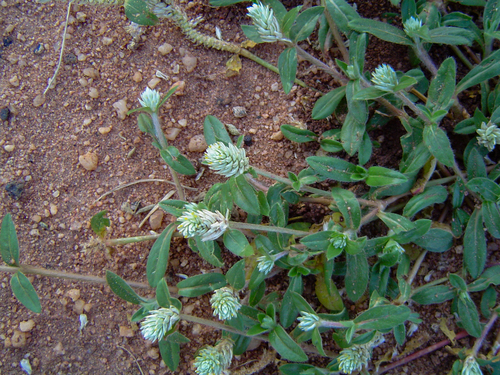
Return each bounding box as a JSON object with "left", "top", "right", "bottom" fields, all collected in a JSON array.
[
  {"left": 50, "top": 204, "right": 58, "bottom": 216},
  {"left": 271, "top": 82, "right": 279, "bottom": 91},
  {"left": 19, "top": 320, "right": 35, "bottom": 332},
  {"left": 98, "top": 126, "right": 112, "bottom": 134},
  {"left": 165, "top": 128, "right": 181, "bottom": 141},
  {"left": 182, "top": 55, "right": 197, "bottom": 73},
  {"left": 88, "top": 87, "right": 99, "bottom": 98},
  {"left": 3, "top": 144, "right": 15, "bottom": 152},
  {"left": 232, "top": 106, "right": 247, "bottom": 118},
  {"left": 79, "top": 78, "right": 88, "bottom": 87},
  {"left": 83, "top": 67, "right": 99, "bottom": 79},
  {"left": 171, "top": 80, "right": 186, "bottom": 95},
  {"left": 271, "top": 131, "right": 284, "bottom": 141},
  {"left": 188, "top": 134, "right": 207, "bottom": 152},
  {"left": 102, "top": 37, "right": 113, "bottom": 46},
  {"left": 9, "top": 75, "right": 19, "bottom": 87},
  {"left": 177, "top": 119, "right": 187, "bottom": 127},
  {"left": 158, "top": 43, "right": 173, "bottom": 55},
  {"left": 112, "top": 99, "right": 129, "bottom": 120},
  {"left": 78, "top": 152, "right": 98, "bottom": 171},
  {"left": 132, "top": 71, "right": 142, "bottom": 83},
  {"left": 148, "top": 77, "right": 161, "bottom": 89},
  {"left": 33, "top": 94, "right": 45, "bottom": 107}
]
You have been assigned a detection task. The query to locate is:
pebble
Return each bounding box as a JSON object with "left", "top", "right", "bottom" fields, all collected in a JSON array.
[
  {"left": 271, "top": 82, "right": 279, "bottom": 91},
  {"left": 132, "top": 71, "right": 142, "bottom": 83},
  {"left": 147, "top": 348, "right": 159, "bottom": 359},
  {"left": 73, "top": 299, "right": 85, "bottom": 314},
  {"left": 102, "top": 37, "right": 113, "bottom": 46},
  {"left": 149, "top": 210, "right": 164, "bottom": 230},
  {"left": 30, "top": 229, "right": 40, "bottom": 236},
  {"left": 177, "top": 118, "right": 187, "bottom": 127},
  {"left": 98, "top": 126, "right": 112, "bottom": 134},
  {"left": 5, "top": 181, "right": 24, "bottom": 199},
  {"left": 88, "top": 87, "right": 99, "bottom": 98},
  {"left": 158, "top": 43, "right": 173, "bottom": 55},
  {"left": 50, "top": 204, "right": 58, "bottom": 216},
  {"left": 53, "top": 342, "right": 65, "bottom": 355},
  {"left": 78, "top": 152, "right": 98, "bottom": 171},
  {"left": 83, "top": 67, "right": 99, "bottom": 79},
  {"left": 19, "top": 320, "right": 35, "bottom": 332},
  {"left": 171, "top": 80, "right": 185, "bottom": 95},
  {"left": 76, "top": 12, "right": 87, "bottom": 22},
  {"left": 182, "top": 55, "right": 197, "bottom": 72},
  {"left": 165, "top": 128, "right": 181, "bottom": 141},
  {"left": 3, "top": 144, "right": 15, "bottom": 152},
  {"left": 3, "top": 35, "right": 13, "bottom": 47},
  {"left": 32, "top": 215, "right": 42, "bottom": 223},
  {"left": 271, "top": 131, "right": 284, "bottom": 141},
  {"left": 119, "top": 326, "right": 134, "bottom": 337},
  {"left": 148, "top": 77, "right": 161, "bottom": 89},
  {"left": 11, "top": 331, "right": 27, "bottom": 348},
  {"left": 226, "top": 124, "right": 240, "bottom": 135},
  {"left": 63, "top": 53, "right": 77, "bottom": 64},
  {"left": 232, "top": 106, "right": 247, "bottom": 118},
  {"left": 79, "top": 78, "right": 88, "bottom": 87},
  {"left": 112, "top": 99, "right": 129, "bottom": 120},
  {"left": 33, "top": 43, "right": 45, "bottom": 55},
  {"left": 188, "top": 134, "right": 207, "bottom": 152},
  {"left": 9, "top": 75, "right": 19, "bottom": 87},
  {"left": 0, "top": 107, "right": 11, "bottom": 121},
  {"left": 244, "top": 134, "right": 253, "bottom": 146},
  {"left": 33, "top": 94, "right": 45, "bottom": 107}
]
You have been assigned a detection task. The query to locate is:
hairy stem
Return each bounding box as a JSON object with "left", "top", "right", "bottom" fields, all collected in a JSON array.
[
  {"left": 105, "top": 234, "right": 161, "bottom": 246},
  {"left": 413, "top": 42, "right": 438, "bottom": 76},
  {"left": 293, "top": 45, "right": 348, "bottom": 84},
  {"left": 471, "top": 310, "right": 498, "bottom": 356},
  {"left": 321, "top": 0, "right": 349, "bottom": 62},
  {"left": 229, "top": 221, "right": 310, "bottom": 237}
]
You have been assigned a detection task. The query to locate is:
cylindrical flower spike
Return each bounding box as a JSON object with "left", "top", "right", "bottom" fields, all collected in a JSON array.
[
  {"left": 177, "top": 204, "right": 229, "bottom": 241},
  {"left": 139, "top": 87, "right": 161, "bottom": 112},
  {"left": 337, "top": 344, "right": 372, "bottom": 374},
  {"left": 140, "top": 306, "right": 180, "bottom": 342},
  {"left": 371, "top": 64, "right": 399, "bottom": 92},
  {"left": 297, "top": 311, "right": 320, "bottom": 332},
  {"left": 210, "top": 287, "right": 241, "bottom": 320},
  {"left": 203, "top": 142, "right": 250, "bottom": 178},
  {"left": 476, "top": 121, "right": 500, "bottom": 152},
  {"left": 256, "top": 255, "right": 275, "bottom": 275},
  {"left": 462, "top": 355, "right": 483, "bottom": 375},
  {"left": 194, "top": 339, "right": 234, "bottom": 375},
  {"left": 247, "top": 2, "right": 289, "bottom": 43}
]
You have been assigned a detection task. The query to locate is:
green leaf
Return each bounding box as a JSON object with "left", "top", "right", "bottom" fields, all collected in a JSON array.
[
  {"left": 281, "top": 6, "right": 302, "bottom": 34},
  {"left": 289, "top": 7, "right": 324, "bottom": 42},
  {"left": 324, "top": 0, "right": 360, "bottom": 35},
  {"left": 458, "top": 294, "right": 482, "bottom": 337},
  {"left": 307, "top": 156, "right": 367, "bottom": 182},
  {"left": 191, "top": 237, "right": 224, "bottom": 268},
  {"left": 137, "top": 113, "right": 154, "bottom": 134},
  {"left": 160, "top": 147, "right": 196, "bottom": 175},
  {"left": 159, "top": 200, "right": 188, "bottom": 217},
  {"left": 377, "top": 212, "right": 415, "bottom": 233},
  {"left": 423, "top": 124, "right": 455, "bottom": 167},
  {"left": 203, "top": 115, "right": 232, "bottom": 145},
  {"left": 348, "top": 18, "right": 413, "bottom": 45},
  {"left": 468, "top": 265, "right": 500, "bottom": 292},
  {"left": 10, "top": 271, "right": 41, "bottom": 313},
  {"left": 393, "top": 75, "right": 418, "bottom": 92},
  {"left": 366, "top": 166, "right": 408, "bottom": 187},
  {"left": 331, "top": 188, "right": 361, "bottom": 230},
  {"left": 392, "top": 219, "right": 432, "bottom": 244},
  {"left": 400, "top": 142, "right": 431, "bottom": 174},
  {"left": 352, "top": 86, "right": 389, "bottom": 100},
  {"left": 223, "top": 229, "right": 252, "bottom": 257},
  {"left": 269, "top": 325, "right": 308, "bottom": 362},
  {"left": 147, "top": 223, "right": 176, "bottom": 287},
  {"left": 229, "top": 175, "right": 260, "bottom": 216},
  {"left": 413, "top": 228, "right": 453, "bottom": 253},
  {"left": 278, "top": 48, "right": 297, "bottom": 94},
  {"left": 156, "top": 278, "right": 172, "bottom": 308},
  {"left": 312, "top": 86, "right": 346, "bottom": 119},
  {"left": 226, "top": 259, "right": 246, "bottom": 290},
  {"left": 456, "top": 49, "right": 500, "bottom": 94},
  {"left": 345, "top": 251, "right": 368, "bottom": 302},
  {"left": 482, "top": 201, "right": 500, "bottom": 238},
  {"left": 300, "top": 231, "right": 333, "bottom": 251},
  {"left": 176, "top": 273, "right": 226, "bottom": 297},
  {"left": 106, "top": 270, "right": 147, "bottom": 305},
  {"left": 427, "top": 57, "right": 456, "bottom": 112},
  {"left": 463, "top": 208, "right": 486, "bottom": 278},
  {"left": 449, "top": 273, "right": 468, "bottom": 292},
  {"left": 466, "top": 147, "right": 487, "bottom": 180},
  {"left": 209, "top": 0, "right": 247, "bottom": 6},
  {"left": 428, "top": 27, "right": 475, "bottom": 45},
  {"left": 411, "top": 285, "right": 455, "bottom": 305},
  {"left": 403, "top": 186, "right": 448, "bottom": 218},
  {"left": 280, "top": 124, "right": 317, "bottom": 143},
  {"left": 467, "top": 177, "right": 500, "bottom": 202},
  {"left": 90, "top": 210, "right": 110, "bottom": 239},
  {"left": 355, "top": 305, "right": 411, "bottom": 330},
  {"left": 0, "top": 213, "right": 19, "bottom": 266},
  {"left": 241, "top": 25, "right": 265, "bottom": 44},
  {"left": 280, "top": 276, "right": 303, "bottom": 328},
  {"left": 124, "top": 0, "right": 158, "bottom": 26},
  {"left": 342, "top": 80, "right": 368, "bottom": 156},
  {"left": 159, "top": 338, "right": 180, "bottom": 371}
]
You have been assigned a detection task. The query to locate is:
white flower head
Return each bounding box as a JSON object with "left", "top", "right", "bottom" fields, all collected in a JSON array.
[
  {"left": 257, "top": 255, "right": 275, "bottom": 275},
  {"left": 140, "top": 306, "right": 180, "bottom": 342},
  {"left": 203, "top": 142, "right": 250, "bottom": 178},
  {"left": 462, "top": 355, "right": 483, "bottom": 375},
  {"left": 330, "top": 232, "right": 348, "bottom": 250},
  {"left": 297, "top": 311, "right": 320, "bottom": 332},
  {"left": 177, "top": 204, "right": 229, "bottom": 241},
  {"left": 139, "top": 87, "right": 161, "bottom": 112},
  {"left": 476, "top": 121, "right": 500, "bottom": 152},
  {"left": 247, "top": 2, "right": 289, "bottom": 43},
  {"left": 404, "top": 16, "right": 423, "bottom": 38},
  {"left": 210, "top": 287, "right": 241, "bottom": 320},
  {"left": 194, "top": 339, "right": 233, "bottom": 375},
  {"left": 337, "top": 344, "right": 372, "bottom": 374},
  {"left": 371, "top": 64, "right": 399, "bottom": 91}
]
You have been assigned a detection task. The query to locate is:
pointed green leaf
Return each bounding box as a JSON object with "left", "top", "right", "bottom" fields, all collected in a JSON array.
[
  {"left": 312, "top": 86, "right": 346, "bottom": 119},
  {"left": 413, "top": 228, "right": 453, "bottom": 253},
  {"left": 366, "top": 166, "right": 408, "bottom": 187},
  {"left": 355, "top": 305, "right": 411, "bottom": 330},
  {"left": 147, "top": 223, "right": 176, "bottom": 287},
  {"left": 278, "top": 48, "right": 297, "bottom": 94},
  {"left": 223, "top": 229, "right": 252, "bottom": 257},
  {"left": 156, "top": 278, "right": 172, "bottom": 308},
  {"left": 464, "top": 208, "right": 486, "bottom": 278},
  {"left": 377, "top": 212, "right": 415, "bottom": 233},
  {"left": 403, "top": 186, "right": 448, "bottom": 218},
  {"left": 226, "top": 259, "right": 246, "bottom": 290},
  {"left": 124, "top": 0, "right": 158, "bottom": 26},
  {"left": 106, "top": 270, "right": 147, "bottom": 305},
  {"left": 423, "top": 124, "right": 455, "bottom": 167},
  {"left": 411, "top": 285, "right": 455, "bottom": 305},
  {"left": 427, "top": 57, "right": 456, "bottom": 112},
  {"left": 345, "top": 251, "right": 368, "bottom": 302},
  {"left": 331, "top": 188, "right": 361, "bottom": 230},
  {"left": 483, "top": 201, "right": 500, "bottom": 238},
  {"left": 191, "top": 236, "right": 224, "bottom": 268},
  {"left": 289, "top": 6, "right": 324, "bottom": 42},
  {"left": 456, "top": 49, "right": 500, "bottom": 93},
  {"left": 0, "top": 213, "right": 19, "bottom": 266},
  {"left": 229, "top": 175, "right": 260, "bottom": 216},
  {"left": 269, "top": 324, "right": 308, "bottom": 362},
  {"left": 176, "top": 273, "right": 226, "bottom": 297},
  {"left": 467, "top": 177, "right": 500, "bottom": 202},
  {"left": 90, "top": 210, "right": 110, "bottom": 239},
  {"left": 348, "top": 18, "right": 413, "bottom": 45},
  {"left": 307, "top": 156, "right": 367, "bottom": 182},
  {"left": 280, "top": 124, "right": 317, "bottom": 143},
  {"left": 159, "top": 338, "right": 181, "bottom": 371},
  {"left": 10, "top": 271, "right": 41, "bottom": 313},
  {"left": 458, "top": 294, "right": 482, "bottom": 337},
  {"left": 203, "top": 115, "right": 232, "bottom": 145},
  {"left": 324, "top": 0, "right": 360, "bottom": 34},
  {"left": 428, "top": 27, "right": 475, "bottom": 45}
]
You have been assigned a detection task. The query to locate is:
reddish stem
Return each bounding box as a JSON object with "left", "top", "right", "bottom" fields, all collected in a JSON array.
[{"left": 377, "top": 330, "right": 469, "bottom": 374}]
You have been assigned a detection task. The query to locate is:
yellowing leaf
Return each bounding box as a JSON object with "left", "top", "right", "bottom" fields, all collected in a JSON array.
[
  {"left": 241, "top": 40, "right": 257, "bottom": 48},
  {"left": 439, "top": 317, "right": 456, "bottom": 345},
  {"left": 226, "top": 54, "right": 242, "bottom": 77}
]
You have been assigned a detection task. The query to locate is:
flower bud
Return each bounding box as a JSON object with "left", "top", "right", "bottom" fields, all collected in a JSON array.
[
  {"left": 210, "top": 287, "right": 241, "bottom": 320},
  {"left": 140, "top": 306, "right": 180, "bottom": 342},
  {"left": 203, "top": 142, "right": 250, "bottom": 178}
]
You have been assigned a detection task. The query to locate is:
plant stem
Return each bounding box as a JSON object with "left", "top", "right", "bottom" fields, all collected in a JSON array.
[
  {"left": 321, "top": 0, "right": 349, "bottom": 62},
  {"left": 407, "top": 250, "right": 428, "bottom": 287},
  {"left": 293, "top": 45, "right": 348, "bottom": 84},
  {"left": 413, "top": 42, "right": 438, "bottom": 76},
  {"left": 105, "top": 234, "right": 161, "bottom": 246},
  {"left": 410, "top": 277, "right": 448, "bottom": 297},
  {"left": 229, "top": 221, "right": 310, "bottom": 237},
  {"left": 450, "top": 45, "right": 474, "bottom": 70},
  {"left": 471, "top": 310, "right": 498, "bottom": 356}
]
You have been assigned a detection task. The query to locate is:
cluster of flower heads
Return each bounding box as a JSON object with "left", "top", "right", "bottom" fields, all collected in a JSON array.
[
  {"left": 177, "top": 203, "right": 229, "bottom": 241},
  {"left": 203, "top": 141, "right": 250, "bottom": 178},
  {"left": 139, "top": 87, "right": 161, "bottom": 112},
  {"left": 194, "top": 339, "right": 233, "bottom": 375},
  {"left": 371, "top": 64, "right": 399, "bottom": 92},
  {"left": 140, "top": 306, "right": 180, "bottom": 342},
  {"left": 247, "top": 2, "right": 289, "bottom": 43},
  {"left": 476, "top": 121, "right": 500, "bottom": 152},
  {"left": 210, "top": 287, "right": 241, "bottom": 321}
]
